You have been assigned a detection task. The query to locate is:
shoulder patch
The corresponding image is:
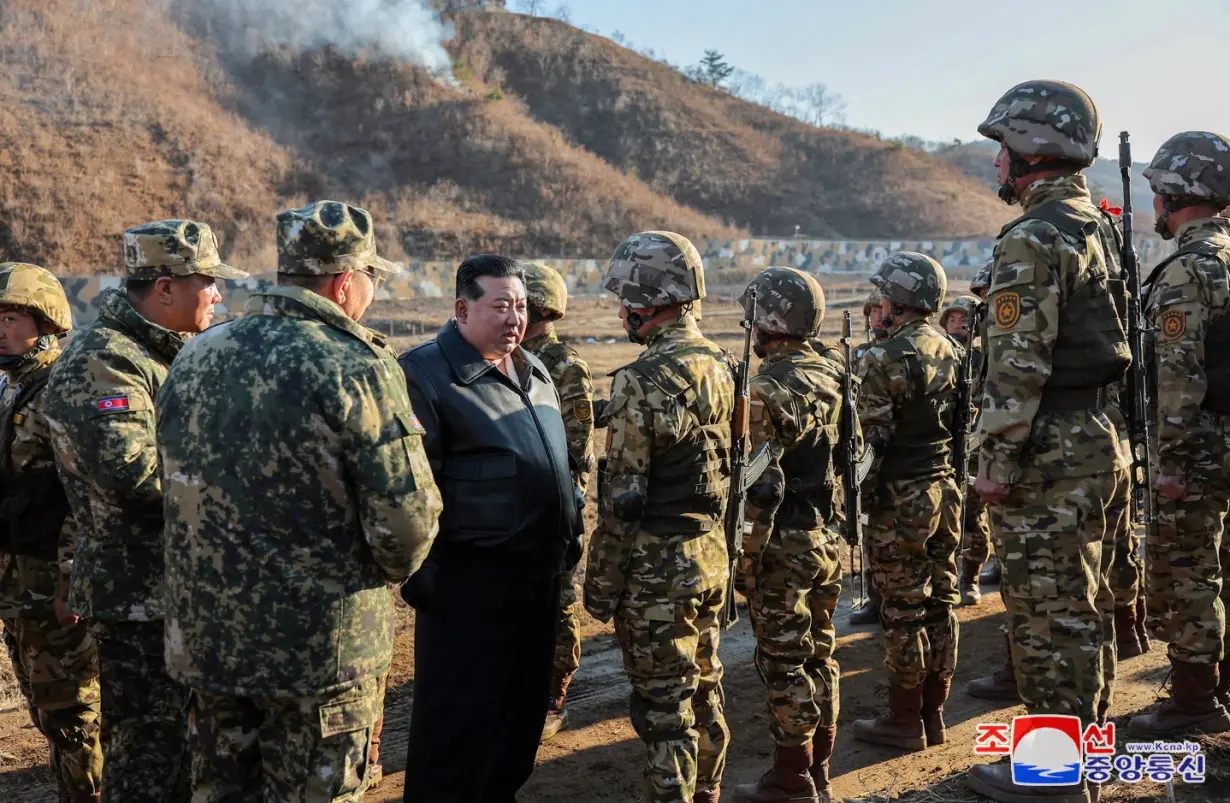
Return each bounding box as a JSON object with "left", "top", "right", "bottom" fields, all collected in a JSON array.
[
  {"left": 573, "top": 399, "right": 592, "bottom": 422},
  {"left": 96, "top": 395, "right": 130, "bottom": 413},
  {"left": 993, "top": 292, "right": 1021, "bottom": 330},
  {"left": 1159, "top": 310, "right": 1186, "bottom": 342}
]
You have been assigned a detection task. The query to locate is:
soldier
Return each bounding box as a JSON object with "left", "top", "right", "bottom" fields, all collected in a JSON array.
[
  {"left": 157, "top": 201, "right": 443, "bottom": 800},
  {"left": 850, "top": 252, "right": 960, "bottom": 754},
  {"left": 45, "top": 220, "right": 248, "bottom": 802},
  {"left": 968, "top": 262, "right": 1003, "bottom": 590},
  {"left": 522, "top": 262, "right": 596, "bottom": 741},
  {"left": 0, "top": 263, "right": 103, "bottom": 802},
  {"left": 848, "top": 287, "right": 889, "bottom": 626},
  {"left": 729, "top": 267, "right": 845, "bottom": 803},
  {"left": 939, "top": 295, "right": 988, "bottom": 606},
  {"left": 584, "top": 232, "right": 732, "bottom": 803},
  {"left": 1128, "top": 132, "right": 1230, "bottom": 736},
  {"left": 967, "top": 81, "right": 1132, "bottom": 803}
]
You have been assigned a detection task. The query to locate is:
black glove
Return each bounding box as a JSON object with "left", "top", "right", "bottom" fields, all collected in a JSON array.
[{"left": 401, "top": 560, "right": 438, "bottom": 613}]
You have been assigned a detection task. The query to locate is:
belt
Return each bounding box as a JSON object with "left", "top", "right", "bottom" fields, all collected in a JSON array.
[{"left": 1038, "top": 385, "right": 1109, "bottom": 412}]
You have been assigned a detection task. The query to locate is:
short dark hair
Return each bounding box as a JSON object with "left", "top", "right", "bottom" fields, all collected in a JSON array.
[
  {"left": 124, "top": 277, "right": 158, "bottom": 298},
  {"left": 277, "top": 273, "right": 335, "bottom": 293},
  {"left": 456, "top": 255, "right": 524, "bottom": 301}
]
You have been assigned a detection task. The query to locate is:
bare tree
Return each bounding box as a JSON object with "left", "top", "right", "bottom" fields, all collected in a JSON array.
[
  {"left": 552, "top": 3, "right": 571, "bottom": 22},
  {"left": 517, "top": 0, "right": 544, "bottom": 14},
  {"left": 792, "top": 82, "right": 847, "bottom": 127},
  {"left": 609, "top": 30, "right": 626, "bottom": 46}
]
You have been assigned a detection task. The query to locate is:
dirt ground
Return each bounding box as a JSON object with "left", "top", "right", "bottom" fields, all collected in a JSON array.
[{"left": 6, "top": 278, "right": 1223, "bottom": 802}]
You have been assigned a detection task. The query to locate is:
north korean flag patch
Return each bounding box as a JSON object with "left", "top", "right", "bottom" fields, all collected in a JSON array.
[{"left": 96, "top": 395, "right": 130, "bottom": 412}]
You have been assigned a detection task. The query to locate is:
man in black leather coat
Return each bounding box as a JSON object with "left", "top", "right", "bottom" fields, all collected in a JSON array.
[{"left": 398, "top": 254, "right": 581, "bottom": 803}]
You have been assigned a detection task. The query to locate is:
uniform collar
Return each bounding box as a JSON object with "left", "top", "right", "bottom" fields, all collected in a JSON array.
[
  {"left": 97, "top": 288, "right": 185, "bottom": 363},
  {"left": 1019, "top": 174, "right": 1091, "bottom": 212},
  {"left": 887, "top": 316, "right": 931, "bottom": 339},
  {"left": 244, "top": 286, "right": 385, "bottom": 354},
  {"left": 438, "top": 319, "right": 548, "bottom": 387},
  {"left": 643, "top": 313, "right": 702, "bottom": 349},
  {"left": 761, "top": 338, "right": 815, "bottom": 365},
  {"left": 1175, "top": 216, "right": 1230, "bottom": 249},
  {"left": 521, "top": 327, "right": 559, "bottom": 353}
]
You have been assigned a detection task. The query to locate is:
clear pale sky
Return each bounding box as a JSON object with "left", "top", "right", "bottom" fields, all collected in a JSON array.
[{"left": 559, "top": 0, "right": 1230, "bottom": 158}]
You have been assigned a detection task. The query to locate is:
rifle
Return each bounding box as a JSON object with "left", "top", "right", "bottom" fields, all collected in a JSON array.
[
  {"left": 952, "top": 303, "right": 984, "bottom": 551},
  {"left": 839, "top": 311, "right": 866, "bottom": 608},
  {"left": 1118, "top": 131, "right": 1157, "bottom": 540},
  {"left": 722, "top": 287, "right": 761, "bottom": 630}
]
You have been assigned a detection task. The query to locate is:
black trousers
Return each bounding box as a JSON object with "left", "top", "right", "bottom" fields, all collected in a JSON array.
[{"left": 404, "top": 562, "right": 561, "bottom": 803}]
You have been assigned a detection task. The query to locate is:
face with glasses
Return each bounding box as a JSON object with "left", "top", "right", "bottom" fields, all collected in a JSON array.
[
  {"left": 331, "top": 267, "right": 383, "bottom": 323},
  {"left": 0, "top": 307, "right": 43, "bottom": 356}
]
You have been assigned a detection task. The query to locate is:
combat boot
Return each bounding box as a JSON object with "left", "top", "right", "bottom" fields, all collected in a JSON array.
[
  {"left": 1128, "top": 660, "right": 1230, "bottom": 736},
  {"left": 979, "top": 557, "right": 1002, "bottom": 586},
  {"left": 541, "top": 671, "right": 574, "bottom": 742},
  {"left": 1135, "top": 595, "right": 1150, "bottom": 653},
  {"left": 1115, "top": 604, "right": 1144, "bottom": 659},
  {"left": 851, "top": 682, "right": 926, "bottom": 751},
  {"left": 849, "top": 580, "right": 881, "bottom": 626},
  {"left": 809, "top": 725, "right": 835, "bottom": 803},
  {"left": 968, "top": 760, "right": 1090, "bottom": 803},
  {"left": 966, "top": 635, "right": 1019, "bottom": 702},
  {"left": 959, "top": 559, "right": 982, "bottom": 606},
  {"left": 367, "top": 713, "right": 384, "bottom": 788},
  {"left": 921, "top": 672, "right": 951, "bottom": 747},
  {"left": 732, "top": 744, "right": 818, "bottom": 802}
]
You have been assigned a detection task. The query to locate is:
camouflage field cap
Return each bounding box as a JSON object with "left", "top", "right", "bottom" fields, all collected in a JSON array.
[
  {"left": 870, "top": 251, "right": 947, "bottom": 313},
  {"left": 524, "top": 262, "right": 569, "bottom": 319},
  {"left": 739, "top": 266, "right": 825, "bottom": 338},
  {"left": 0, "top": 263, "right": 73, "bottom": 334},
  {"left": 978, "top": 80, "right": 1101, "bottom": 166},
  {"left": 276, "top": 200, "right": 402, "bottom": 277},
  {"left": 862, "top": 286, "right": 883, "bottom": 317},
  {"left": 970, "top": 259, "right": 993, "bottom": 297},
  {"left": 1144, "top": 131, "right": 1230, "bottom": 205},
  {"left": 603, "top": 231, "right": 705, "bottom": 308},
  {"left": 938, "top": 295, "right": 980, "bottom": 331},
  {"left": 123, "top": 220, "right": 248, "bottom": 281}
]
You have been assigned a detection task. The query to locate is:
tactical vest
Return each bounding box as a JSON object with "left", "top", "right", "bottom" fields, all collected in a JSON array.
[
  {"left": 629, "top": 348, "right": 732, "bottom": 536},
  {"left": 764, "top": 354, "right": 841, "bottom": 530},
  {"left": 0, "top": 365, "right": 70, "bottom": 561},
  {"left": 879, "top": 345, "right": 956, "bottom": 483},
  {"left": 1146, "top": 239, "right": 1230, "bottom": 415},
  {"left": 1004, "top": 200, "right": 1132, "bottom": 409}
]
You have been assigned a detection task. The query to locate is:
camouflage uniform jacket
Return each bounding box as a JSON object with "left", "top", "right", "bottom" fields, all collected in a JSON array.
[
  {"left": 157, "top": 287, "right": 441, "bottom": 697},
  {"left": 1144, "top": 216, "right": 1230, "bottom": 478},
  {"left": 523, "top": 328, "right": 596, "bottom": 493},
  {"left": 977, "top": 175, "right": 1132, "bottom": 486},
  {"left": 583, "top": 314, "right": 734, "bottom": 622},
  {"left": 45, "top": 288, "right": 184, "bottom": 622},
  {"left": 745, "top": 339, "right": 845, "bottom": 556},
  {"left": 857, "top": 318, "right": 961, "bottom": 495},
  {"left": 0, "top": 346, "right": 75, "bottom": 618}
]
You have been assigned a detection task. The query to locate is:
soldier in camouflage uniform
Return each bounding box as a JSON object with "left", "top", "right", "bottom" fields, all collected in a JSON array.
[
  {"left": 0, "top": 263, "right": 103, "bottom": 802},
  {"left": 522, "top": 262, "right": 596, "bottom": 742},
  {"left": 1128, "top": 132, "right": 1230, "bottom": 736},
  {"left": 967, "top": 81, "right": 1132, "bottom": 803},
  {"left": 730, "top": 268, "right": 847, "bottom": 803},
  {"left": 850, "top": 252, "right": 961, "bottom": 754},
  {"left": 848, "top": 287, "right": 888, "bottom": 627},
  {"left": 939, "top": 295, "right": 989, "bottom": 607},
  {"left": 584, "top": 232, "right": 733, "bottom": 803},
  {"left": 156, "top": 201, "right": 443, "bottom": 801},
  {"left": 45, "top": 220, "right": 247, "bottom": 802}
]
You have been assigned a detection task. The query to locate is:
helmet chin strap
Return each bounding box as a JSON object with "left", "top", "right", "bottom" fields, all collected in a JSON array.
[
  {"left": 882, "top": 303, "right": 907, "bottom": 330},
  {"left": 997, "top": 148, "right": 1037, "bottom": 205},
  {"left": 752, "top": 329, "right": 774, "bottom": 359},
  {"left": 1155, "top": 196, "right": 1216, "bottom": 240},
  {"left": 625, "top": 309, "right": 651, "bottom": 344},
  {"left": 0, "top": 333, "right": 57, "bottom": 370}
]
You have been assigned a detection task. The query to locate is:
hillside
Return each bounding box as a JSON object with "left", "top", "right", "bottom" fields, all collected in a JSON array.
[{"left": 1, "top": 1, "right": 1010, "bottom": 274}]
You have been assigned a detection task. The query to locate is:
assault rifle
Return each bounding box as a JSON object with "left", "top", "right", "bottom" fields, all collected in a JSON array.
[
  {"left": 839, "top": 311, "right": 866, "bottom": 608},
  {"left": 952, "top": 303, "right": 984, "bottom": 549},
  {"left": 1118, "top": 131, "right": 1157, "bottom": 539}
]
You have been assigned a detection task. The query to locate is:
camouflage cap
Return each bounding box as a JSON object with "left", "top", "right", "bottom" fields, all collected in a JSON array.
[
  {"left": 1144, "top": 131, "right": 1230, "bottom": 205},
  {"left": 739, "top": 266, "right": 825, "bottom": 338},
  {"left": 123, "top": 220, "right": 248, "bottom": 281},
  {"left": 978, "top": 80, "right": 1101, "bottom": 166},
  {"left": 870, "top": 251, "right": 947, "bottom": 314},
  {"left": 970, "top": 259, "right": 993, "bottom": 297},
  {"left": 0, "top": 262, "right": 72, "bottom": 333},
  {"left": 862, "top": 286, "right": 883, "bottom": 317},
  {"left": 603, "top": 231, "right": 705, "bottom": 308},
  {"left": 276, "top": 200, "right": 402, "bottom": 277},
  {"left": 524, "top": 262, "right": 569, "bottom": 319},
  {"left": 938, "top": 295, "right": 981, "bottom": 331}
]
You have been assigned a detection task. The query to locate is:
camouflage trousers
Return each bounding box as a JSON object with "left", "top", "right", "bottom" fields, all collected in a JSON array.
[
  {"left": 1146, "top": 459, "right": 1230, "bottom": 665},
  {"left": 1109, "top": 490, "right": 1143, "bottom": 611},
  {"left": 187, "top": 674, "right": 383, "bottom": 802},
  {"left": 553, "top": 561, "right": 583, "bottom": 682},
  {"left": 743, "top": 527, "right": 842, "bottom": 746},
  {"left": 961, "top": 493, "right": 992, "bottom": 567},
  {"left": 866, "top": 476, "right": 962, "bottom": 689},
  {"left": 614, "top": 580, "right": 728, "bottom": 803},
  {"left": 0, "top": 553, "right": 103, "bottom": 798},
  {"left": 989, "top": 468, "right": 1128, "bottom": 723},
  {"left": 93, "top": 620, "right": 191, "bottom": 802}
]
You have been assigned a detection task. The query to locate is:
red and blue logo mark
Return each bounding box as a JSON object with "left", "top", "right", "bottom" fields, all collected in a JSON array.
[
  {"left": 1010, "top": 715, "right": 1083, "bottom": 786},
  {"left": 96, "top": 395, "right": 130, "bottom": 412}
]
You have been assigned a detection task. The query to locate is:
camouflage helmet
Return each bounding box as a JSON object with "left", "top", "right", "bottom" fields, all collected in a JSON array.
[
  {"left": 523, "top": 262, "right": 569, "bottom": 320},
  {"left": 739, "top": 266, "right": 825, "bottom": 338},
  {"left": 603, "top": 231, "right": 705, "bottom": 308},
  {"left": 0, "top": 263, "right": 72, "bottom": 334},
  {"left": 870, "top": 251, "right": 947, "bottom": 314},
  {"left": 1143, "top": 131, "right": 1230, "bottom": 205},
  {"left": 861, "top": 286, "right": 883, "bottom": 318},
  {"left": 124, "top": 220, "right": 249, "bottom": 281},
  {"left": 978, "top": 80, "right": 1101, "bottom": 166},
  {"left": 938, "top": 295, "right": 981, "bottom": 331},
  {"left": 970, "top": 259, "right": 993, "bottom": 297},
  {"left": 277, "top": 200, "right": 402, "bottom": 277}
]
